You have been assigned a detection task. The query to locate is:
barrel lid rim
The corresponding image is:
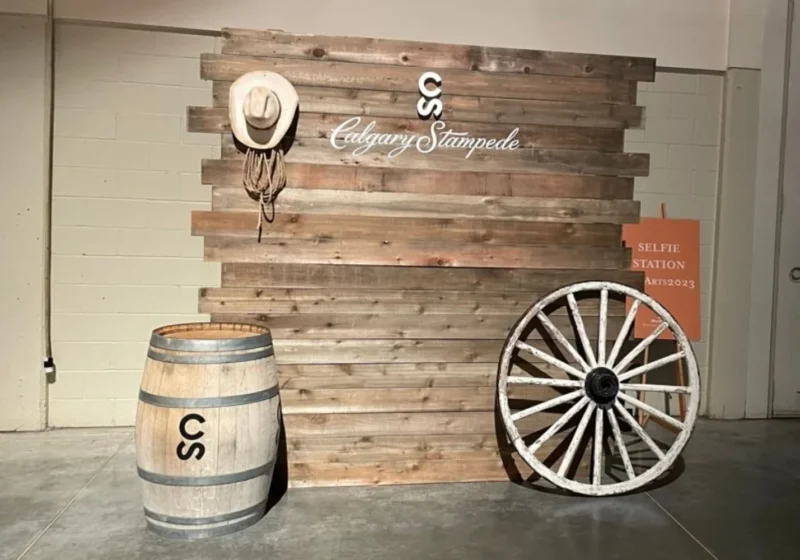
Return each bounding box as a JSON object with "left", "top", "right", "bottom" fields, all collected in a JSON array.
[{"left": 149, "top": 322, "right": 272, "bottom": 353}]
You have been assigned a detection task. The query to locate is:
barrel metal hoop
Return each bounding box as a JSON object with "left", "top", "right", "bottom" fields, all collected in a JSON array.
[
  {"left": 137, "top": 461, "right": 274, "bottom": 487},
  {"left": 138, "top": 386, "right": 279, "bottom": 409},
  {"left": 144, "top": 510, "right": 265, "bottom": 540},
  {"left": 146, "top": 346, "right": 274, "bottom": 365},
  {"left": 143, "top": 499, "right": 268, "bottom": 526},
  {"left": 150, "top": 330, "right": 272, "bottom": 353}
]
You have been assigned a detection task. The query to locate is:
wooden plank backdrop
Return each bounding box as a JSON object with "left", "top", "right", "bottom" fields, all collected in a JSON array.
[{"left": 189, "top": 27, "right": 651, "bottom": 487}]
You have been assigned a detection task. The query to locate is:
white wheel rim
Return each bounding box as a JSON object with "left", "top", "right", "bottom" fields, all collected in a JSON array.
[{"left": 497, "top": 281, "right": 700, "bottom": 497}]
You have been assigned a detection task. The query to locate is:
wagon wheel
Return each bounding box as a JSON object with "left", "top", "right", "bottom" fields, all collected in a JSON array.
[{"left": 497, "top": 281, "right": 700, "bottom": 496}]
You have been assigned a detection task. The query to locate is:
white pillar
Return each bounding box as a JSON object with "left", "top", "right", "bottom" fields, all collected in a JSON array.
[{"left": 0, "top": 10, "right": 51, "bottom": 430}]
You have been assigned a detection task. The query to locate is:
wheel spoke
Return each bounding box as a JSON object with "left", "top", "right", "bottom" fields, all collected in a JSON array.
[
  {"left": 536, "top": 312, "right": 591, "bottom": 372},
  {"left": 557, "top": 402, "right": 597, "bottom": 478},
  {"left": 617, "top": 351, "right": 686, "bottom": 382},
  {"left": 515, "top": 341, "right": 586, "bottom": 380},
  {"left": 597, "top": 289, "right": 608, "bottom": 366},
  {"left": 607, "top": 299, "right": 640, "bottom": 367},
  {"left": 620, "top": 382, "right": 692, "bottom": 394},
  {"left": 614, "top": 402, "right": 665, "bottom": 460},
  {"left": 567, "top": 293, "right": 597, "bottom": 368},
  {"left": 606, "top": 408, "right": 636, "bottom": 480},
  {"left": 592, "top": 407, "right": 604, "bottom": 487},
  {"left": 507, "top": 376, "right": 584, "bottom": 388},
  {"left": 528, "top": 396, "right": 590, "bottom": 454},
  {"left": 510, "top": 390, "right": 584, "bottom": 422},
  {"left": 617, "top": 392, "right": 685, "bottom": 431},
  {"left": 613, "top": 321, "right": 670, "bottom": 373}
]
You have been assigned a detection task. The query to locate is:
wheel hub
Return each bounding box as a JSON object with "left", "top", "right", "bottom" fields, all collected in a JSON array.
[{"left": 584, "top": 367, "right": 619, "bottom": 407}]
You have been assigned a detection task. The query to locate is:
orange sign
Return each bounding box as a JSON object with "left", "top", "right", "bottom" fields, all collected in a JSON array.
[{"left": 622, "top": 218, "right": 701, "bottom": 341}]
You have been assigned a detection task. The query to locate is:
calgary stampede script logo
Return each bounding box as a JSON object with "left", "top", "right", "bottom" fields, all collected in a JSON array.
[{"left": 329, "top": 71, "right": 521, "bottom": 159}]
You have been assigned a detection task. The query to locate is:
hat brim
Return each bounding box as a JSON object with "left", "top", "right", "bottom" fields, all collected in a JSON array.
[{"left": 229, "top": 71, "right": 299, "bottom": 150}]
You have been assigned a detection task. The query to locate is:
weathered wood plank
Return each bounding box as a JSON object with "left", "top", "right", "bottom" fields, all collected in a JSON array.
[
  {"left": 199, "top": 287, "right": 625, "bottom": 316},
  {"left": 221, "top": 263, "right": 646, "bottom": 291},
  {"left": 274, "top": 339, "right": 502, "bottom": 365},
  {"left": 276, "top": 363, "right": 499, "bottom": 389},
  {"left": 278, "top": 363, "right": 575, "bottom": 390},
  {"left": 210, "top": 312, "right": 625, "bottom": 340},
  {"left": 283, "top": 411, "right": 551, "bottom": 437},
  {"left": 280, "top": 387, "right": 512, "bottom": 414},
  {"left": 188, "top": 108, "right": 624, "bottom": 152},
  {"left": 285, "top": 448, "right": 592, "bottom": 487},
  {"left": 272, "top": 338, "right": 597, "bottom": 364},
  {"left": 282, "top": 387, "right": 506, "bottom": 415},
  {"left": 201, "top": 160, "right": 635, "bottom": 200},
  {"left": 201, "top": 54, "right": 636, "bottom": 104},
  {"left": 286, "top": 457, "right": 537, "bottom": 487},
  {"left": 215, "top": 313, "right": 520, "bottom": 340},
  {"left": 285, "top": 434, "right": 511, "bottom": 462},
  {"left": 216, "top": 137, "right": 650, "bottom": 177},
  {"left": 212, "top": 83, "right": 645, "bottom": 129},
  {"left": 283, "top": 436, "right": 586, "bottom": 483},
  {"left": 204, "top": 236, "right": 630, "bottom": 269},
  {"left": 210, "top": 188, "right": 641, "bottom": 225},
  {"left": 221, "top": 28, "right": 656, "bottom": 82},
  {"left": 192, "top": 212, "right": 624, "bottom": 246}
]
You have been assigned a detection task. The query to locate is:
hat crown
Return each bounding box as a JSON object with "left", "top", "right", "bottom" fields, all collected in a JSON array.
[{"left": 243, "top": 86, "right": 280, "bottom": 130}]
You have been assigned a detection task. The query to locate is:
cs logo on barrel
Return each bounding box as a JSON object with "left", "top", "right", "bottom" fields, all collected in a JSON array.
[{"left": 176, "top": 413, "right": 206, "bottom": 461}]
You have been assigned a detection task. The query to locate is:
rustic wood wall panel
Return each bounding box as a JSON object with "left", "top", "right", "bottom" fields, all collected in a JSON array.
[
  {"left": 209, "top": 83, "right": 645, "bottom": 128},
  {"left": 208, "top": 187, "right": 640, "bottom": 223},
  {"left": 199, "top": 161, "right": 636, "bottom": 199},
  {"left": 204, "top": 237, "right": 630, "bottom": 270},
  {"left": 192, "top": 212, "right": 625, "bottom": 245},
  {"left": 188, "top": 108, "right": 626, "bottom": 151},
  {"left": 211, "top": 138, "right": 649, "bottom": 177},
  {"left": 191, "top": 27, "right": 651, "bottom": 487},
  {"left": 219, "top": 264, "right": 644, "bottom": 291},
  {"left": 219, "top": 28, "right": 655, "bottom": 82},
  {"left": 201, "top": 54, "right": 636, "bottom": 103}
]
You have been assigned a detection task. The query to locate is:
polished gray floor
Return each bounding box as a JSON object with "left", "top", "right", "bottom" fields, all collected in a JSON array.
[{"left": 1, "top": 419, "right": 798, "bottom": 560}]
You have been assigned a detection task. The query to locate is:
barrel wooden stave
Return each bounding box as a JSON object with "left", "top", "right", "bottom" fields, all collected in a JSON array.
[{"left": 135, "top": 323, "right": 280, "bottom": 539}]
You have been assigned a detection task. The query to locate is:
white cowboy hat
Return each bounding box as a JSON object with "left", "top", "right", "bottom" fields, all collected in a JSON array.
[{"left": 228, "top": 71, "right": 299, "bottom": 150}]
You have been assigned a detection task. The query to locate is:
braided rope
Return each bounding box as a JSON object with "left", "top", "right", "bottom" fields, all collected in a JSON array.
[{"left": 242, "top": 146, "right": 287, "bottom": 242}]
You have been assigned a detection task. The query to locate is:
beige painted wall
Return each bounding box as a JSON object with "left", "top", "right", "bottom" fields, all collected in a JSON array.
[
  {"left": 52, "top": 0, "right": 730, "bottom": 71},
  {"left": 707, "top": 69, "right": 762, "bottom": 419},
  {"left": 728, "top": 0, "right": 767, "bottom": 69},
  {"left": 772, "top": 15, "right": 800, "bottom": 415},
  {"left": 0, "top": 14, "right": 49, "bottom": 430},
  {"left": 745, "top": 0, "right": 792, "bottom": 418},
  {"left": 0, "top": 0, "right": 46, "bottom": 16},
  {"left": 706, "top": 0, "right": 792, "bottom": 419},
  {"left": 48, "top": 24, "right": 219, "bottom": 427}
]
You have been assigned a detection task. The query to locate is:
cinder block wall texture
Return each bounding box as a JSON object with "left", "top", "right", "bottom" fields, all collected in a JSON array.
[
  {"left": 626, "top": 72, "right": 724, "bottom": 412},
  {"left": 49, "top": 25, "right": 219, "bottom": 426},
  {"left": 49, "top": 25, "right": 722, "bottom": 426}
]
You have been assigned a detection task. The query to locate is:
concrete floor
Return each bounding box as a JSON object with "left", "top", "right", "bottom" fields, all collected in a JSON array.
[{"left": 1, "top": 419, "right": 798, "bottom": 560}]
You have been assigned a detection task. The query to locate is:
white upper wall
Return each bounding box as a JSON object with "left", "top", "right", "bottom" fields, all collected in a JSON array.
[
  {"left": 0, "top": 0, "right": 46, "bottom": 15},
  {"left": 54, "top": 0, "right": 732, "bottom": 70},
  {"left": 729, "top": 0, "right": 767, "bottom": 69},
  {"left": 0, "top": 14, "right": 48, "bottom": 430}
]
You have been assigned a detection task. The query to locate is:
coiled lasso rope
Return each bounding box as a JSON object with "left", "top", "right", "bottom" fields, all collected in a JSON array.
[{"left": 242, "top": 146, "right": 287, "bottom": 243}]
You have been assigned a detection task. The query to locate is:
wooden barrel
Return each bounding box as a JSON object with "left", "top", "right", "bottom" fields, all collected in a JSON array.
[{"left": 134, "top": 322, "right": 280, "bottom": 539}]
